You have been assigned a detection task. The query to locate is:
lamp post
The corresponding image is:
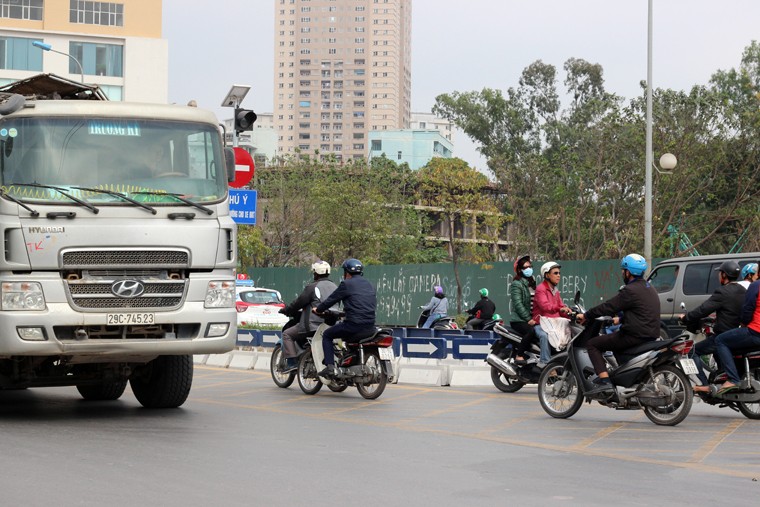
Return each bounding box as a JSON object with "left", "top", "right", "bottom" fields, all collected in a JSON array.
[{"left": 32, "top": 41, "right": 84, "bottom": 83}]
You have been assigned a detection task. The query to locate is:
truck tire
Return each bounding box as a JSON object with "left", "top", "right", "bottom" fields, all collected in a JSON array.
[
  {"left": 130, "top": 355, "right": 193, "bottom": 408},
  {"left": 76, "top": 379, "right": 128, "bottom": 401}
]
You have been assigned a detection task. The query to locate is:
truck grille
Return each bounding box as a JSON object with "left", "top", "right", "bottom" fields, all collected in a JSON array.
[
  {"left": 65, "top": 280, "right": 187, "bottom": 310},
  {"left": 61, "top": 250, "right": 189, "bottom": 268}
]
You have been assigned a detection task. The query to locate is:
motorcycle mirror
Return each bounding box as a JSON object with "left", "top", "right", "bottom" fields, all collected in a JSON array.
[
  {"left": 574, "top": 291, "right": 581, "bottom": 305},
  {"left": 679, "top": 302, "right": 686, "bottom": 310}
]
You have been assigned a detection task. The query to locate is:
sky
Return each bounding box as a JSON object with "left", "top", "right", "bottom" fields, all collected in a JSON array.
[{"left": 162, "top": 0, "right": 760, "bottom": 172}]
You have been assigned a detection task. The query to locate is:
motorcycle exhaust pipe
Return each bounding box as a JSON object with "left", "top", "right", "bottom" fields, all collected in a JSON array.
[{"left": 486, "top": 354, "right": 517, "bottom": 376}]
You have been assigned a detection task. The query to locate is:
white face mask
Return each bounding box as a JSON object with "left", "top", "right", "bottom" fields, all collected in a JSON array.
[{"left": 522, "top": 267, "right": 533, "bottom": 277}]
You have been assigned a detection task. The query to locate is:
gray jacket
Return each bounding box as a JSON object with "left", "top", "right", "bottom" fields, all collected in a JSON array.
[{"left": 283, "top": 278, "right": 338, "bottom": 332}]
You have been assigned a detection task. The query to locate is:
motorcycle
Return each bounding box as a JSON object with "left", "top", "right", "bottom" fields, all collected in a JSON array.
[
  {"left": 296, "top": 310, "right": 395, "bottom": 400},
  {"left": 417, "top": 309, "right": 458, "bottom": 330},
  {"left": 682, "top": 317, "right": 760, "bottom": 420},
  {"left": 485, "top": 323, "right": 560, "bottom": 392},
  {"left": 464, "top": 314, "right": 501, "bottom": 331},
  {"left": 537, "top": 292, "right": 696, "bottom": 426},
  {"left": 270, "top": 310, "right": 311, "bottom": 388}
]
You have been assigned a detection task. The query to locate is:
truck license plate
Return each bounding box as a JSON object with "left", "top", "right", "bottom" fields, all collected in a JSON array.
[{"left": 107, "top": 313, "right": 155, "bottom": 325}]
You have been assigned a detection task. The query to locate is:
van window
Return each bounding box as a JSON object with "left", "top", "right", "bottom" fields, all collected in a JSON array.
[
  {"left": 683, "top": 263, "right": 721, "bottom": 295},
  {"left": 649, "top": 265, "right": 678, "bottom": 293}
]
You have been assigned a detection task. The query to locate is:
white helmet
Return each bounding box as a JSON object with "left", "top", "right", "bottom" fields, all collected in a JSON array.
[
  {"left": 311, "top": 261, "right": 331, "bottom": 275},
  {"left": 540, "top": 261, "right": 561, "bottom": 279}
]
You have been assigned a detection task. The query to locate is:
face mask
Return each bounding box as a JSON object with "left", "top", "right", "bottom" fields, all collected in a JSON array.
[{"left": 523, "top": 268, "right": 533, "bottom": 277}]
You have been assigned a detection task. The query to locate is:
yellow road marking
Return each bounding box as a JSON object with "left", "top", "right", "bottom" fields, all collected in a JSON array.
[
  {"left": 688, "top": 419, "right": 744, "bottom": 463},
  {"left": 570, "top": 422, "right": 626, "bottom": 449}
]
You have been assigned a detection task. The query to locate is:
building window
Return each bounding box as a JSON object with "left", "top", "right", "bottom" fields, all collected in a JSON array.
[
  {"left": 371, "top": 140, "right": 381, "bottom": 151},
  {"left": 0, "top": 36, "right": 43, "bottom": 71},
  {"left": 69, "top": 1, "right": 123, "bottom": 26},
  {"left": 69, "top": 41, "right": 123, "bottom": 77},
  {"left": 1, "top": 0, "right": 43, "bottom": 20},
  {"left": 397, "top": 151, "right": 402, "bottom": 160}
]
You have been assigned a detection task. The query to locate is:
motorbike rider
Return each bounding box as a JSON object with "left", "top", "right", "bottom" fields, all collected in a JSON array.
[
  {"left": 738, "top": 262, "right": 759, "bottom": 289},
  {"left": 711, "top": 278, "right": 760, "bottom": 395},
  {"left": 577, "top": 253, "right": 661, "bottom": 395},
  {"left": 510, "top": 255, "right": 537, "bottom": 363},
  {"left": 465, "top": 288, "right": 496, "bottom": 330},
  {"left": 313, "top": 258, "right": 377, "bottom": 378},
  {"left": 279, "top": 261, "right": 337, "bottom": 371},
  {"left": 533, "top": 261, "right": 571, "bottom": 367},
  {"left": 678, "top": 260, "right": 745, "bottom": 391},
  {"left": 420, "top": 285, "right": 449, "bottom": 328}
]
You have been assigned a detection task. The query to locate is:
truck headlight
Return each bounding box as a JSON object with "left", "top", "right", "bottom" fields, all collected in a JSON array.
[
  {"left": 205, "top": 280, "right": 235, "bottom": 308},
  {"left": 2, "top": 282, "right": 46, "bottom": 311}
]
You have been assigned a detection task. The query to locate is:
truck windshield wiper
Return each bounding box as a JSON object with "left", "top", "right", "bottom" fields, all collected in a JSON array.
[
  {"left": 72, "top": 186, "right": 157, "bottom": 215},
  {"left": 9, "top": 182, "right": 99, "bottom": 214},
  {"left": 0, "top": 188, "right": 40, "bottom": 217},
  {"left": 132, "top": 191, "right": 213, "bottom": 215}
]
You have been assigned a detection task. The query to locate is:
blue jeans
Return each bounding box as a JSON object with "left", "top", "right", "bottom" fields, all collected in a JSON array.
[
  {"left": 714, "top": 327, "right": 760, "bottom": 384},
  {"left": 534, "top": 324, "right": 550, "bottom": 364},
  {"left": 422, "top": 313, "right": 445, "bottom": 329},
  {"left": 690, "top": 334, "right": 720, "bottom": 386}
]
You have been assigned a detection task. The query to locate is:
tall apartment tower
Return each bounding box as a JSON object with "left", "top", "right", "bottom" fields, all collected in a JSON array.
[{"left": 274, "top": 0, "right": 412, "bottom": 162}]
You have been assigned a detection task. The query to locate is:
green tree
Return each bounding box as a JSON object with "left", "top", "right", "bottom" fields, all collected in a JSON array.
[{"left": 416, "top": 158, "right": 507, "bottom": 311}]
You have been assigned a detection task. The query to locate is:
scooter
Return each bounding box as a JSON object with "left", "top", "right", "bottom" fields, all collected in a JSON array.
[
  {"left": 682, "top": 318, "right": 760, "bottom": 420},
  {"left": 486, "top": 322, "right": 561, "bottom": 393},
  {"left": 537, "top": 292, "right": 696, "bottom": 426},
  {"left": 296, "top": 310, "right": 395, "bottom": 400},
  {"left": 417, "top": 309, "right": 458, "bottom": 330},
  {"left": 464, "top": 314, "right": 501, "bottom": 331}
]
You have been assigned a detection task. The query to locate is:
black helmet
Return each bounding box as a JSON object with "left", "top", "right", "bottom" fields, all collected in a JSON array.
[
  {"left": 715, "top": 260, "right": 741, "bottom": 280},
  {"left": 341, "top": 258, "right": 364, "bottom": 275}
]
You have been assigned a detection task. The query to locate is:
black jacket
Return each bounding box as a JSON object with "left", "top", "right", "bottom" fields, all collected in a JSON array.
[
  {"left": 283, "top": 278, "right": 338, "bottom": 332},
  {"left": 467, "top": 297, "right": 496, "bottom": 320},
  {"left": 316, "top": 275, "right": 376, "bottom": 326},
  {"left": 584, "top": 277, "right": 661, "bottom": 340},
  {"left": 683, "top": 282, "right": 746, "bottom": 335}
]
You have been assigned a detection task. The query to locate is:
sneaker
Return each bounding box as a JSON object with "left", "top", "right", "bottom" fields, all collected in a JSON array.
[
  {"left": 585, "top": 377, "right": 614, "bottom": 395},
  {"left": 525, "top": 357, "right": 538, "bottom": 365},
  {"left": 281, "top": 358, "right": 298, "bottom": 372}
]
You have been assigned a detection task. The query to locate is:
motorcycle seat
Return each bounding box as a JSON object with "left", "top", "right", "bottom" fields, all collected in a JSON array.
[
  {"left": 618, "top": 338, "right": 676, "bottom": 358},
  {"left": 733, "top": 348, "right": 760, "bottom": 358},
  {"left": 343, "top": 327, "right": 380, "bottom": 346}
]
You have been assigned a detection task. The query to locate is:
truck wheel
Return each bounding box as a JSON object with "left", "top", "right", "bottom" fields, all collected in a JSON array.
[
  {"left": 130, "top": 355, "right": 193, "bottom": 408},
  {"left": 76, "top": 379, "right": 128, "bottom": 401}
]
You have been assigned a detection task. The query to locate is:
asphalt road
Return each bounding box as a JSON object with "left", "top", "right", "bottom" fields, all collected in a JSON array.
[{"left": 2, "top": 366, "right": 759, "bottom": 506}]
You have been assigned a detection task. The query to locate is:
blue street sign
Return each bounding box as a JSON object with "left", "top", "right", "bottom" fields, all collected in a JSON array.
[
  {"left": 229, "top": 189, "right": 257, "bottom": 225},
  {"left": 401, "top": 337, "right": 447, "bottom": 359}
]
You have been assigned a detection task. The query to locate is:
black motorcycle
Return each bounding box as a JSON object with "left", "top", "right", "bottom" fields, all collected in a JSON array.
[
  {"left": 486, "top": 323, "right": 560, "bottom": 392},
  {"left": 270, "top": 310, "right": 311, "bottom": 388},
  {"left": 537, "top": 292, "right": 695, "bottom": 426},
  {"left": 296, "top": 310, "right": 395, "bottom": 400},
  {"left": 682, "top": 318, "right": 760, "bottom": 420}
]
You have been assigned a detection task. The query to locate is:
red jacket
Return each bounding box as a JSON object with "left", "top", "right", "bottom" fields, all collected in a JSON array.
[{"left": 533, "top": 280, "right": 565, "bottom": 324}]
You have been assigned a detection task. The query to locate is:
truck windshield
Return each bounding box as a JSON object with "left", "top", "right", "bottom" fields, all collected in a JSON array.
[{"left": 0, "top": 116, "right": 227, "bottom": 205}]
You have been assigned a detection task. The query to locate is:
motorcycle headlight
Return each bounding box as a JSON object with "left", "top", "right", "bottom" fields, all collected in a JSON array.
[
  {"left": 2, "top": 282, "right": 46, "bottom": 311},
  {"left": 205, "top": 280, "right": 235, "bottom": 308}
]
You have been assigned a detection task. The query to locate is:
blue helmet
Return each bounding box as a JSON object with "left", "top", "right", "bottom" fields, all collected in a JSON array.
[
  {"left": 341, "top": 258, "right": 364, "bottom": 275},
  {"left": 621, "top": 253, "right": 647, "bottom": 276},
  {"left": 741, "top": 263, "right": 758, "bottom": 280}
]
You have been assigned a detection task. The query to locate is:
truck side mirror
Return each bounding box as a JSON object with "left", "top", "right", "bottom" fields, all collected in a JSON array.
[{"left": 224, "top": 147, "right": 235, "bottom": 182}]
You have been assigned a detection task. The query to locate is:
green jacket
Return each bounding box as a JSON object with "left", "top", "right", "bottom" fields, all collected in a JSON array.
[{"left": 509, "top": 277, "right": 533, "bottom": 323}]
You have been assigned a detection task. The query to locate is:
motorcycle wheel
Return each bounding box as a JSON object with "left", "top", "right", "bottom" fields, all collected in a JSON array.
[
  {"left": 537, "top": 360, "right": 583, "bottom": 419},
  {"left": 738, "top": 367, "right": 760, "bottom": 419},
  {"left": 355, "top": 351, "right": 387, "bottom": 400},
  {"left": 297, "top": 351, "right": 323, "bottom": 395},
  {"left": 642, "top": 364, "right": 693, "bottom": 426},
  {"left": 490, "top": 366, "right": 525, "bottom": 393},
  {"left": 270, "top": 344, "right": 296, "bottom": 388}
]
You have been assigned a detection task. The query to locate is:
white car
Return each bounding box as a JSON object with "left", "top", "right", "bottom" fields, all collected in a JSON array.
[{"left": 235, "top": 287, "right": 289, "bottom": 328}]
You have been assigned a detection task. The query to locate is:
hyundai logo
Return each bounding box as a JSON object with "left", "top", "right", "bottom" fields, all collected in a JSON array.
[{"left": 111, "top": 280, "right": 145, "bottom": 298}]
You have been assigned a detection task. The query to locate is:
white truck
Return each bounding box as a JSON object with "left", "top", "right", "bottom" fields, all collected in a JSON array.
[{"left": 0, "top": 75, "right": 237, "bottom": 407}]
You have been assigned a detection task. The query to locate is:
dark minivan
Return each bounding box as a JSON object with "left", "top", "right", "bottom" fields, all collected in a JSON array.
[{"left": 648, "top": 253, "right": 760, "bottom": 337}]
